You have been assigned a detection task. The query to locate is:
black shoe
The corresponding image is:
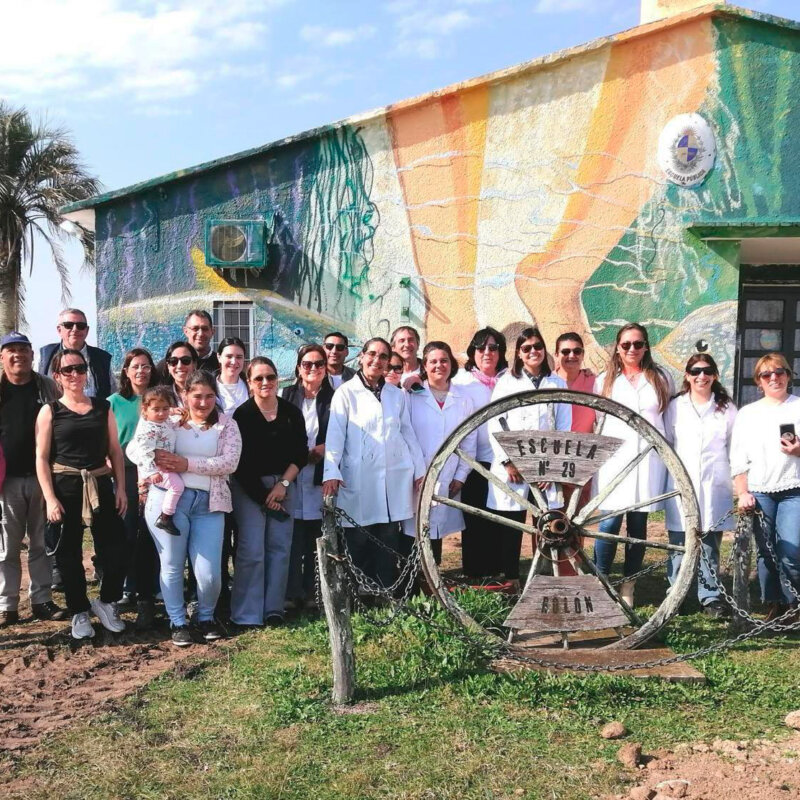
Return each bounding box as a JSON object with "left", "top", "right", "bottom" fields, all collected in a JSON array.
[
  {"left": 155, "top": 513, "right": 180, "bottom": 536},
  {"left": 135, "top": 600, "right": 155, "bottom": 631},
  {"left": 31, "top": 601, "right": 69, "bottom": 621},
  {"left": 702, "top": 600, "right": 729, "bottom": 619},
  {"left": 265, "top": 613, "right": 284, "bottom": 628},
  {"left": 0, "top": 609, "right": 19, "bottom": 627},
  {"left": 197, "top": 619, "right": 223, "bottom": 641},
  {"left": 171, "top": 624, "right": 193, "bottom": 647}
]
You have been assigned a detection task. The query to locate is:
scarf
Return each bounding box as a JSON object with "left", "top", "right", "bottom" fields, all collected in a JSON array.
[
  {"left": 357, "top": 369, "right": 385, "bottom": 402},
  {"left": 471, "top": 367, "right": 503, "bottom": 390}
]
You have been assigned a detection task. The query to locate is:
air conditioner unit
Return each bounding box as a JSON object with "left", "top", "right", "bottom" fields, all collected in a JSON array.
[{"left": 205, "top": 220, "right": 265, "bottom": 268}]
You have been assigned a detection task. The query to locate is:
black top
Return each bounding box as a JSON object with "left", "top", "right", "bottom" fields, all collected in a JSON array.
[
  {"left": 49, "top": 398, "right": 110, "bottom": 470},
  {"left": 0, "top": 380, "right": 40, "bottom": 476},
  {"left": 233, "top": 397, "right": 309, "bottom": 505},
  {"left": 281, "top": 379, "right": 334, "bottom": 486}
]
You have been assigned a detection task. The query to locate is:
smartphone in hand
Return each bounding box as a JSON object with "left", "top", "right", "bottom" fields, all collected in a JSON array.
[{"left": 780, "top": 423, "right": 796, "bottom": 444}]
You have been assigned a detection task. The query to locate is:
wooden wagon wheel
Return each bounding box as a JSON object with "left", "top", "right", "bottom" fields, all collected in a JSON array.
[{"left": 415, "top": 389, "right": 701, "bottom": 651}]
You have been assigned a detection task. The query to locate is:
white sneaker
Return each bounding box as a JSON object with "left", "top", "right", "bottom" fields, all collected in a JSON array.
[
  {"left": 71, "top": 612, "right": 94, "bottom": 639},
  {"left": 90, "top": 599, "right": 126, "bottom": 633}
]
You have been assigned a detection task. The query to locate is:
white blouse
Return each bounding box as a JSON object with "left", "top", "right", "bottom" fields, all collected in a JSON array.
[
  {"left": 294, "top": 397, "right": 322, "bottom": 521},
  {"left": 217, "top": 379, "right": 249, "bottom": 415},
  {"left": 594, "top": 369, "right": 673, "bottom": 512},
  {"left": 730, "top": 394, "right": 800, "bottom": 493},
  {"left": 175, "top": 423, "right": 220, "bottom": 492}
]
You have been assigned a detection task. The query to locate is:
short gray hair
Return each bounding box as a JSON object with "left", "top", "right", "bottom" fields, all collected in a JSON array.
[{"left": 59, "top": 308, "right": 87, "bottom": 322}]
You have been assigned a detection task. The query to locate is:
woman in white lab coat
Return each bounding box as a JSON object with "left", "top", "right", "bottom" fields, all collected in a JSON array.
[
  {"left": 487, "top": 327, "right": 571, "bottom": 585},
  {"left": 593, "top": 323, "right": 673, "bottom": 605},
  {"left": 402, "top": 341, "right": 477, "bottom": 564},
  {"left": 663, "top": 353, "right": 736, "bottom": 617},
  {"left": 323, "top": 337, "right": 426, "bottom": 589}
]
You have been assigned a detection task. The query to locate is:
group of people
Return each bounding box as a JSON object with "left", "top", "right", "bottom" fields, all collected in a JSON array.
[{"left": 1, "top": 307, "right": 799, "bottom": 648}]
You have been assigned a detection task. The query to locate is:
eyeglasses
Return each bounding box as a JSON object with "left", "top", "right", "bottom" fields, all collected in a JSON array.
[
  {"left": 301, "top": 360, "right": 326, "bottom": 370},
  {"left": 129, "top": 364, "right": 152, "bottom": 372},
  {"left": 324, "top": 342, "right": 347, "bottom": 352},
  {"left": 186, "top": 325, "right": 211, "bottom": 333},
  {"left": 687, "top": 366, "right": 715, "bottom": 377},
  {"left": 364, "top": 350, "right": 390, "bottom": 362},
  {"left": 476, "top": 343, "right": 500, "bottom": 353},
  {"left": 58, "top": 364, "right": 88, "bottom": 375},
  {"left": 167, "top": 356, "right": 194, "bottom": 367},
  {"left": 519, "top": 342, "right": 545, "bottom": 354},
  {"left": 387, "top": 364, "right": 404, "bottom": 373},
  {"left": 620, "top": 340, "right": 646, "bottom": 351},
  {"left": 60, "top": 321, "right": 88, "bottom": 331},
  {"left": 251, "top": 374, "right": 278, "bottom": 383},
  {"left": 559, "top": 347, "right": 584, "bottom": 357},
  {"left": 758, "top": 368, "right": 790, "bottom": 380}
]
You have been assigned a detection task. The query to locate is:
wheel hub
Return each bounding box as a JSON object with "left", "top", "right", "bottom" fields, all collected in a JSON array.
[{"left": 536, "top": 510, "right": 578, "bottom": 551}]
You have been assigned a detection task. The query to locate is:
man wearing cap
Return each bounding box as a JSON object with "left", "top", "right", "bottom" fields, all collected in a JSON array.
[
  {"left": 39, "top": 308, "right": 116, "bottom": 398},
  {"left": 0, "top": 332, "right": 67, "bottom": 625}
]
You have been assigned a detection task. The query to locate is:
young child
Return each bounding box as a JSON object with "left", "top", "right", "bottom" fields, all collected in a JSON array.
[{"left": 126, "top": 387, "right": 183, "bottom": 536}]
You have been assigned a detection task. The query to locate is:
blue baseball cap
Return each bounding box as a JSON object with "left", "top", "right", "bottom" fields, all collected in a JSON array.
[{"left": 0, "top": 331, "right": 32, "bottom": 349}]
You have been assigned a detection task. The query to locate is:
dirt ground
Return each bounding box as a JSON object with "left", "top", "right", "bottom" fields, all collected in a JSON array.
[{"left": 2, "top": 529, "right": 798, "bottom": 800}]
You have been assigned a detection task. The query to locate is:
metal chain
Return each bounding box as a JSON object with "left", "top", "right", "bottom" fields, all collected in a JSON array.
[{"left": 323, "top": 506, "right": 799, "bottom": 674}]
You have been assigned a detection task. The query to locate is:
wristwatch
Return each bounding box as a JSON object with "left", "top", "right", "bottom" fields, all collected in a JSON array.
[
  {"left": 500, "top": 459, "right": 512, "bottom": 467},
  {"left": 279, "top": 479, "right": 290, "bottom": 488}
]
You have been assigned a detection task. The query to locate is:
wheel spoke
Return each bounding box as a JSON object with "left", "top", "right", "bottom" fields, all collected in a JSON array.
[
  {"left": 455, "top": 448, "right": 542, "bottom": 518},
  {"left": 582, "top": 490, "right": 681, "bottom": 527},
  {"left": 432, "top": 494, "right": 536, "bottom": 535},
  {"left": 572, "top": 445, "right": 654, "bottom": 525},
  {"left": 574, "top": 524, "right": 685, "bottom": 553},
  {"left": 521, "top": 547, "right": 544, "bottom": 594},
  {"left": 574, "top": 547, "right": 643, "bottom": 626}
]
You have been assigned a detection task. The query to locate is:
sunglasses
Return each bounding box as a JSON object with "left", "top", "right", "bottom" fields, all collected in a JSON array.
[
  {"left": 519, "top": 342, "right": 545, "bottom": 354},
  {"left": 758, "top": 368, "right": 790, "bottom": 380},
  {"left": 251, "top": 374, "right": 278, "bottom": 383},
  {"left": 58, "top": 364, "right": 88, "bottom": 375},
  {"left": 364, "top": 350, "right": 390, "bottom": 362},
  {"left": 620, "top": 340, "right": 646, "bottom": 351},
  {"left": 324, "top": 343, "right": 347, "bottom": 352},
  {"left": 476, "top": 343, "right": 500, "bottom": 353},
  {"left": 60, "top": 321, "right": 88, "bottom": 331},
  {"left": 167, "top": 356, "right": 194, "bottom": 367},
  {"left": 300, "top": 360, "right": 326, "bottom": 370},
  {"left": 387, "top": 364, "right": 404, "bottom": 373},
  {"left": 687, "top": 366, "right": 715, "bottom": 377},
  {"left": 559, "top": 347, "right": 584, "bottom": 357}
]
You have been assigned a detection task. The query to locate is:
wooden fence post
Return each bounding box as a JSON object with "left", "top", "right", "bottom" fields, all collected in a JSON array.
[
  {"left": 730, "top": 512, "right": 753, "bottom": 634},
  {"left": 318, "top": 495, "right": 355, "bottom": 705}
]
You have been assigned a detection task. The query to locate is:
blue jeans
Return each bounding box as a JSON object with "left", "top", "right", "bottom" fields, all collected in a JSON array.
[
  {"left": 145, "top": 487, "right": 223, "bottom": 627},
  {"left": 666, "top": 530, "right": 722, "bottom": 606},
  {"left": 752, "top": 489, "right": 800, "bottom": 605},
  {"left": 231, "top": 477, "right": 296, "bottom": 625},
  {"left": 593, "top": 511, "right": 648, "bottom": 577}
]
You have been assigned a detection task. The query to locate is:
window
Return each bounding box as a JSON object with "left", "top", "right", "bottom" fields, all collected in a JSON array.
[{"left": 213, "top": 301, "right": 254, "bottom": 359}]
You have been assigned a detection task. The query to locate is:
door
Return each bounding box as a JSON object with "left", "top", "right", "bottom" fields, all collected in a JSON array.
[{"left": 736, "top": 270, "right": 800, "bottom": 405}]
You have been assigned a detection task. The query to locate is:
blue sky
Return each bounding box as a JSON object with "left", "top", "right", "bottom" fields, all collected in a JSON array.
[{"left": 4, "top": 0, "right": 796, "bottom": 351}]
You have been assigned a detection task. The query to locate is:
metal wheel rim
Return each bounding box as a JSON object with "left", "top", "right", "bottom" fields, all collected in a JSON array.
[{"left": 415, "top": 389, "right": 701, "bottom": 651}]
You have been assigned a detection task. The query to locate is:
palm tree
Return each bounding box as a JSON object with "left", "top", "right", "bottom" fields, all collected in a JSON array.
[{"left": 0, "top": 102, "right": 99, "bottom": 332}]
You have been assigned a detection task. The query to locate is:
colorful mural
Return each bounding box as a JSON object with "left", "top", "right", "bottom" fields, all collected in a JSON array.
[{"left": 86, "top": 7, "right": 800, "bottom": 388}]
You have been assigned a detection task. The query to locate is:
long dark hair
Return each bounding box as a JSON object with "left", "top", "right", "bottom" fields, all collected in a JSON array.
[
  {"left": 162, "top": 341, "right": 199, "bottom": 387},
  {"left": 419, "top": 341, "right": 459, "bottom": 382},
  {"left": 464, "top": 326, "right": 508, "bottom": 373},
  {"left": 118, "top": 347, "right": 157, "bottom": 399},
  {"left": 601, "top": 323, "right": 671, "bottom": 413},
  {"left": 678, "top": 354, "right": 731, "bottom": 411},
  {"left": 511, "top": 327, "right": 551, "bottom": 379},
  {"left": 181, "top": 370, "right": 221, "bottom": 427}
]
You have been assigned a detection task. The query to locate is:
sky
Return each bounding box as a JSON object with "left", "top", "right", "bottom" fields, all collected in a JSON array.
[{"left": 3, "top": 0, "right": 796, "bottom": 351}]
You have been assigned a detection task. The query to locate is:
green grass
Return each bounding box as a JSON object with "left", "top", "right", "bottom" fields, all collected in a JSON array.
[{"left": 4, "top": 589, "right": 799, "bottom": 800}]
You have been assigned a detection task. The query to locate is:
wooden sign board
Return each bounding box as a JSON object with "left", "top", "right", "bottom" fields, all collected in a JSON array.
[
  {"left": 492, "top": 430, "right": 623, "bottom": 486},
  {"left": 504, "top": 575, "right": 630, "bottom": 633}
]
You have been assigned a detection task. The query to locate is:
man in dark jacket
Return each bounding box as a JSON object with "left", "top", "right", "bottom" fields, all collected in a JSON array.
[
  {"left": 39, "top": 308, "right": 115, "bottom": 398},
  {"left": 0, "top": 332, "right": 67, "bottom": 626}
]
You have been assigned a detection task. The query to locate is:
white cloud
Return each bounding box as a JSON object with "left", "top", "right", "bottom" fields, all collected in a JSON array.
[
  {"left": 300, "top": 24, "right": 377, "bottom": 47},
  {"left": 0, "top": 0, "right": 289, "bottom": 105},
  {"left": 533, "top": 0, "right": 601, "bottom": 12},
  {"left": 388, "top": 2, "right": 479, "bottom": 60}
]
